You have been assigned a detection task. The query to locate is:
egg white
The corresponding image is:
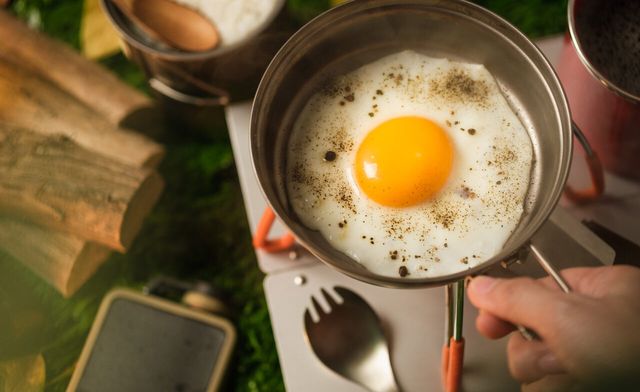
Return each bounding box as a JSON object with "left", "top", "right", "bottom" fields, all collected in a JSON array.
[{"left": 286, "top": 50, "right": 533, "bottom": 278}]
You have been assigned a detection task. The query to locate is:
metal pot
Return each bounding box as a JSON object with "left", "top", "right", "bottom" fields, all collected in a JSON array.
[
  {"left": 251, "top": 0, "right": 583, "bottom": 289},
  {"left": 101, "top": 0, "right": 293, "bottom": 105}
]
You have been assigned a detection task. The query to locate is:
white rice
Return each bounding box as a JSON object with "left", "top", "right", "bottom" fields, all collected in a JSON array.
[{"left": 173, "top": 0, "right": 282, "bottom": 48}]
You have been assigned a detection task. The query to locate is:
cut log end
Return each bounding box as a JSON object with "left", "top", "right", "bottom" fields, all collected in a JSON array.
[
  {"left": 0, "top": 217, "right": 111, "bottom": 297},
  {"left": 65, "top": 243, "right": 112, "bottom": 297},
  {"left": 120, "top": 172, "right": 165, "bottom": 251}
]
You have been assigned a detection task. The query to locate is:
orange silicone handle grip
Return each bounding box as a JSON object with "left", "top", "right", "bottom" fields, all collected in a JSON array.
[
  {"left": 442, "top": 337, "right": 465, "bottom": 392},
  {"left": 441, "top": 344, "right": 450, "bottom": 390},
  {"left": 253, "top": 207, "right": 295, "bottom": 253},
  {"left": 565, "top": 123, "right": 605, "bottom": 203},
  {"left": 565, "top": 151, "right": 605, "bottom": 203}
]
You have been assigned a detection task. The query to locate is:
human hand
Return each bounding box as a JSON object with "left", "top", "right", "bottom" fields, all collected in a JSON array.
[{"left": 467, "top": 266, "right": 640, "bottom": 391}]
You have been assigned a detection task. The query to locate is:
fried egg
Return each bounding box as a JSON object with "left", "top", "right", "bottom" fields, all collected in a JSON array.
[{"left": 286, "top": 50, "right": 533, "bottom": 278}]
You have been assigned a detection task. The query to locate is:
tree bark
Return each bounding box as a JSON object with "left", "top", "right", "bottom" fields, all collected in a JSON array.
[
  {"left": 0, "top": 10, "right": 149, "bottom": 126},
  {"left": 0, "top": 124, "right": 164, "bottom": 252}
]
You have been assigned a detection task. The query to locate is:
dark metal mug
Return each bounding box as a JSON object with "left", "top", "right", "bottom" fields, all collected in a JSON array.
[{"left": 558, "top": 0, "right": 640, "bottom": 181}]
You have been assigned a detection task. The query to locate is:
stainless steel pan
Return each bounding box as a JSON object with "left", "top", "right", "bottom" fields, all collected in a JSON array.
[{"left": 251, "top": 0, "right": 580, "bottom": 289}]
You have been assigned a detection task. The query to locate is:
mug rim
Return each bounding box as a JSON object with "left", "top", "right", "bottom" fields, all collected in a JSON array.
[{"left": 567, "top": 0, "right": 640, "bottom": 103}]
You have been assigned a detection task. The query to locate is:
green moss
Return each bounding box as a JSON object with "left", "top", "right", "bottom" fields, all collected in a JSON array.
[
  {"left": 287, "top": 0, "right": 331, "bottom": 23},
  {"left": 474, "top": 0, "right": 569, "bottom": 38},
  {"left": 100, "top": 54, "right": 149, "bottom": 93},
  {"left": 3, "top": 1, "right": 567, "bottom": 391},
  {"left": 11, "top": 0, "right": 83, "bottom": 48}
]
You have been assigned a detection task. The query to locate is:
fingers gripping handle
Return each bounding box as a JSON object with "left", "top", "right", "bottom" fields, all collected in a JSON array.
[{"left": 253, "top": 208, "right": 295, "bottom": 253}]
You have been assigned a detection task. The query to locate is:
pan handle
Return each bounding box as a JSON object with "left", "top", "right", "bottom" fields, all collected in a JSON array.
[
  {"left": 253, "top": 207, "right": 296, "bottom": 253},
  {"left": 514, "top": 243, "right": 572, "bottom": 341},
  {"left": 564, "top": 122, "right": 605, "bottom": 203},
  {"left": 528, "top": 244, "right": 572, "bottom": 293}
]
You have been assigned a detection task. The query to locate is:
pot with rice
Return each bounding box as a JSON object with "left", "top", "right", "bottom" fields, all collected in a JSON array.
[{"left": 102, "top": 0, "right": 293, "bottom": 106}]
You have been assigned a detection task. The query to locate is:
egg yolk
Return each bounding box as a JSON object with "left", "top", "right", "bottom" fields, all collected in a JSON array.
[{"left": 354, "top": 116, "right": 453, "bottom": 207}]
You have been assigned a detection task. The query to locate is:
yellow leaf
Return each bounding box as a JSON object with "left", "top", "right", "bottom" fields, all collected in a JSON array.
[
  {"left": 81, "top": 0, "right": 122, "bottom": 59},
  {"left": 0, "top": 354, "right": 45, "bottom": 392}
]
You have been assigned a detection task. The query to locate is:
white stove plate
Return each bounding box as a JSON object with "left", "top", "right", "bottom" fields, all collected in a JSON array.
[{"left": 264, "top": 263, "right": 518, "bottom": 392}]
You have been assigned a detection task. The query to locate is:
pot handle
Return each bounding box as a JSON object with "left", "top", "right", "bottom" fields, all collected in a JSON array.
[
  {"left": 150, "top": 61, "right": 231, "bottom": 107},
  {"left": 253, "top": 207, "right": 296, "bottom": 253},
  {"left": 564, "top": 122, "right": 605, "bottom": 203},
  {"left": 150, "top": 78, "right": 229, "bottom": 106}
]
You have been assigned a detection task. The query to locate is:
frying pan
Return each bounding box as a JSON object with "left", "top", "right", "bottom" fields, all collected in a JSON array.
[
  {"left": 250, "top": 0, "right": 598, "bottom": 290},
  {"left": 250, "top": 3, "right": 607, "bottom": 389}
]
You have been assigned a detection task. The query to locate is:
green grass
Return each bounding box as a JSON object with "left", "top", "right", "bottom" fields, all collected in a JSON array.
[{"left": 2, "top": 1, "right": 567, "bottom": 391}]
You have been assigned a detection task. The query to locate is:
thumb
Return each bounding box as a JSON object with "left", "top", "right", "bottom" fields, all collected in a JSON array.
[{"left": 468, "top": 275, "right": 567, "bottom": 338}]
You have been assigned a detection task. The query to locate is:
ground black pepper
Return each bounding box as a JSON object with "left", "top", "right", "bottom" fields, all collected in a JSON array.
[
  {"left": 324, "top": 151, "right": 337, "bottom": 161},
  {"left": 429, "top": 68, "right": 490, "bottom": 107},
  {"left": 399, "top": 266, "right": 409, "bottom": 277}
]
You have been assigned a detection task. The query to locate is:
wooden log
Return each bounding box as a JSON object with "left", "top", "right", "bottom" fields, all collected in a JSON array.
[
  {"left": 0, "top": 217, "right": 111, "bottom": 297},
  {"left": 0, "top": 123, "right": 164, "bottom": 252},
  {"left": 0, "top": 10, "right": 149, "bottom": 125},
  {"left": 0, "top": 56, "right": 164, "bottom": 169},
  {"left": 0, "top": 12, "right": 165, "bottom": 295}
]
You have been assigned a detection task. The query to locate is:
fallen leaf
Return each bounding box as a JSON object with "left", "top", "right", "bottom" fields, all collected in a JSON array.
[
  {"left": 81, "top": 0, "right": 121, "bottom": 59},
  {"left": 0, "top": 354, "right": 45, "bottom": 392}
]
